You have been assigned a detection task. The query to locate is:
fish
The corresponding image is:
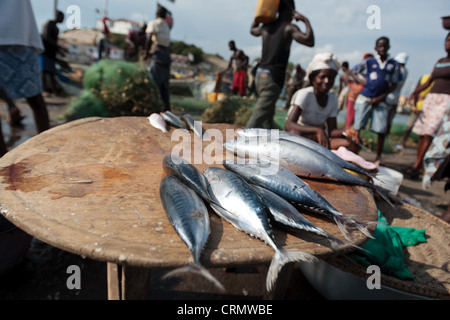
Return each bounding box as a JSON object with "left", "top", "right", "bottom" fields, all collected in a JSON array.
[
  {"left": 224, "top": 136, "right": 394, "bottom": 207},
  {"left": 162, "top": 111, "right": 187, "bottom": 129},
  {"left": 181, "top": 113, "right": 205, "bottom": 139},
  {"left": 223, "top": 159, "right": 373, "bottom": 240},
  {"left": 250, "top": 184, "right": 358, "bottom": 250},
  {"left": 203, "top": 166, "right": 316, "bottom": 292},
  {"left": 148, "top": 113, "right": 168, "bottom": 133},
  {"left": 236, "top": 128, "right": 374, "bottom": 178},
  {"left": 159, "top": 175, "right": 225, "bottom": 292},
  {"left": 162, "top": 154, "right": 214, "bottom": 205}
]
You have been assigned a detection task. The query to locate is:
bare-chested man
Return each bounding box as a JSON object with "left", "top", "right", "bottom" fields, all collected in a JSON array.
[{"left": 227, "top": 40, "right": 249, "bottom": 96}]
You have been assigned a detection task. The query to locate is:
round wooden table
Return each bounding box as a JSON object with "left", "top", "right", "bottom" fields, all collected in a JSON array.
[{"left": 0, "top": 117, "right": 377, "bottom": 299}]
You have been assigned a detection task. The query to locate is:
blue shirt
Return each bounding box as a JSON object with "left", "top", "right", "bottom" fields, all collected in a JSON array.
[{"left": 356, "top": 55, "right": 401, "bottom": 98}]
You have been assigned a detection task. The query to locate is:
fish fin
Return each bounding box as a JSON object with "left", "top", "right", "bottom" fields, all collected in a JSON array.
[
  {"left": 162, "top": 263, "right": 226, "bottom": 293},
  {"left": 266, "top": 249, "right": 316, "bottom": 292}
]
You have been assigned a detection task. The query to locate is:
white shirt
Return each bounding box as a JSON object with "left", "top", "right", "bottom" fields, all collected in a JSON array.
[
  {"left": 146, "top": 17, "right": 170, "bottom": 48},
  {"left": 287, "top": 86, "right": 338, "bottom": 128},
  {"left": 0, "top": 0, "right": 44, "bottom": 51}
]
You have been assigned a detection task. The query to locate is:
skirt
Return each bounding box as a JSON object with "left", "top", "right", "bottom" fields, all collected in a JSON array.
[
  {"left": 0, "top": 45, "right": 42, "bottom": 99},
  {"left": 412, "top": 93, "right": 450, "bottom": 137}
]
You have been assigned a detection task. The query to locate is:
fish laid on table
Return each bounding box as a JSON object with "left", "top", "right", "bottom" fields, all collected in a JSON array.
[
  {"left": 181, "top": 113, "right": 205, "bottom": 139},
  {"left": 162, "top": 154, "right": 214, "bottom": 205},
  {"left": 236, "top": 128, "right": 373, "bottom": 178},
  {"left": 159, "top": 175, "right": 225, "bottom": 292},
  {"left": 224, "top": 136, "right": 393, "bottom": 206},
  {"left": 148, "top": 113, "right": 168, "bottom": 133},
  {"left": 223, "top": 159, "right": 373, "bottom": 240},
  {"left": 203, "top": 167, "right": 316, "bottom": 292},
  {"left": 250, "top": 184, "right": 360, "bottom": 250},
  {"left": 162, "top": 111, "right": 187, "bottom": 129}
]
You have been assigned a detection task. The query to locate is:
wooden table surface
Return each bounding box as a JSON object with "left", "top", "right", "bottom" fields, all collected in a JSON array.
[{"left": 0, "top": 117, "right": 377, "bottom": 290}]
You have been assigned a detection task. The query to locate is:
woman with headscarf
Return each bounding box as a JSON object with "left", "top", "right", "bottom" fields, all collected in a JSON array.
[{"left": 284, "top": 52, "right": 360, "bottom": 152}]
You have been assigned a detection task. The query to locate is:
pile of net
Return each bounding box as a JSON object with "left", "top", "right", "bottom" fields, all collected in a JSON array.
[
  {"left": 201, "top": 96, "right": 254, "bottom": 126},
  {"left": 63, "top": 60, "right": 164, "bottom": 121}
]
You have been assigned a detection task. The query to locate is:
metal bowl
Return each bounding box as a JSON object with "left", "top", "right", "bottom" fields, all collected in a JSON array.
[{"left": 298, "top": 259, "right": 433, "bottom": 300}]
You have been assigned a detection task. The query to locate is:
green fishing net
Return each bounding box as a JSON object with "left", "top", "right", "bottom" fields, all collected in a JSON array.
[
  {"left": 64, "top": 60, "right": 164, "bottom": 121},
  {"left": 202, "top": 96, "right": 254, "bottom": 126}
]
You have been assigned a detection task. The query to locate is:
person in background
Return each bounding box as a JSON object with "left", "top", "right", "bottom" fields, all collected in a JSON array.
[
  {"left": 284, "top": 53, "right": 360, "bottom": 152},
  {"left": 398, "top": 74, "right": 433, "bottom": 149},
  {"left": 143, "top": 5, "right": 172, "bottom": 111},
  {"left": 125, "top": 21, "right": 147, "bottom": 62},
  {"left": 0, "top": 87, "right": 25, "bottom": 127},
  {"left": 41, "top": 10, "right": 65, "bottom": 96},
  {"left": 345, "top": 53, "right": 373, "bottom": 130},
  {"left": 226, "top": 40, "right": 249, "bottom": 97},
  {"left": 246, "top": 0, "right": 314, "bottom": 129},
  {"left": 337, "top": 61, "right": 350, "bottom": 113},
  {"left": 96, "top": 17, "right": 110, "bottom": 61},
  {"left": 352, "top": 37, "right": 401, "bottom": 165},
  {"left": 386, "top": 52, "right": 409, "bottom": 135},
  {"left": 0, "top": 0, "right": 50, "bottom": 157},
  {"left": 402, "top": 32, "right": 450, "bottom": 179},
  {"left": 284, "top": 63, "right": 306, "bottom": 109}
]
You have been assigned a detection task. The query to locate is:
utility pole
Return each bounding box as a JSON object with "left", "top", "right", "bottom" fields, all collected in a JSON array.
[
  {"left": 103, "top": 0, "right": 109, "bottom": 17},
  {"left": 53, "top": 0, "right": 58, "bottom": 16}
]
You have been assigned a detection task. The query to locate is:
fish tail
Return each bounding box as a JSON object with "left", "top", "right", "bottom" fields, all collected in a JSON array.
[
  {"left": 373, "top": 186, "right": 396, "bottom": 208},
  {"left": 327, "top": 234, "right": 356, "bottom": 251},
  {"left": 353, "top": 221, "right": 378, "bottom": 239},
  {"left": 339, "top": 215, "right": 379, "bottom": 240},
  {"left": 266, "top": 249, "right": 316, "bottom": 292},
  {"left": 333, "top": 214, "right": 353, "bottom": 241},
  {"left": 162, "top": 263, "right": 226, "bottom": 292}
]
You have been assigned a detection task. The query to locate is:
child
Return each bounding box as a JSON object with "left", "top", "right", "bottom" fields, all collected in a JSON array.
[{"left": 352, "top": 36, "right": 401, "bottom": 165}]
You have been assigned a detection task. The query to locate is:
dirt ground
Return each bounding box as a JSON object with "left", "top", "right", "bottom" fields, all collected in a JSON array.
[{"left": 0, "top": 96, "right": 448, "bottom": 300}]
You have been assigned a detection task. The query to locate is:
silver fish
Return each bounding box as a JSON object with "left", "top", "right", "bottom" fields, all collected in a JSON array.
[
  {"left": 237, "top": 128, "right": 373, "bottom": 178},
  {"left": 224, "top": 136, "right": 393, "bottom": 206},
  {"left": 250, "top": 184, "right": 354, "bottom": 250},
  {"left": 162, "top": 111, "right": 187, "bottom": 129},
  {"left": 148, "top": 113, "right": 168, "bottom": 133},
  {"left": 160, "top": 175, "right": 225, "bottom": 292},
  {"left": 203, "top": 167, "right": 316, "bottom": 292},
  {"left": 181, "top": 113, "right": 205, "bottom": 139},
  {"left": 223, "top": 159, "right": 373, "bottom": 240},
  {"left": 162, "top": 154, "right": 211, "bottom": 203}
]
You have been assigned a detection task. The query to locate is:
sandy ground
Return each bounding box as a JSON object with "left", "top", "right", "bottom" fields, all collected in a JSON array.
[{"left": 0, "top": 95, "right": 448, "bottom": 300}]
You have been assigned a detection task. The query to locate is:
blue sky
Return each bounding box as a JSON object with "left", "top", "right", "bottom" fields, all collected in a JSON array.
[{"left": 31, "top": 0, "right": 450, "bottom": 96}]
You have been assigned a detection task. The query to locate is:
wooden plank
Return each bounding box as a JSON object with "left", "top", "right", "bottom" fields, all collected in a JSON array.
[{"left": 107, "top": 262, "right": 121, "bottom": 300}]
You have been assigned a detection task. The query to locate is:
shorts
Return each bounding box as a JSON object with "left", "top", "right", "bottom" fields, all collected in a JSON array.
[
  {"left": 0, "top": 45, "right": 42, "bottom": 99},
  {"left": 353, "top": 94, "right": 388, "bottom": 134},
  {"left": 232, "top": 70, "right": 247, "bottom": 96},
  {"left": 412, "top": 93, "right": 450, "bottom": 137}
]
